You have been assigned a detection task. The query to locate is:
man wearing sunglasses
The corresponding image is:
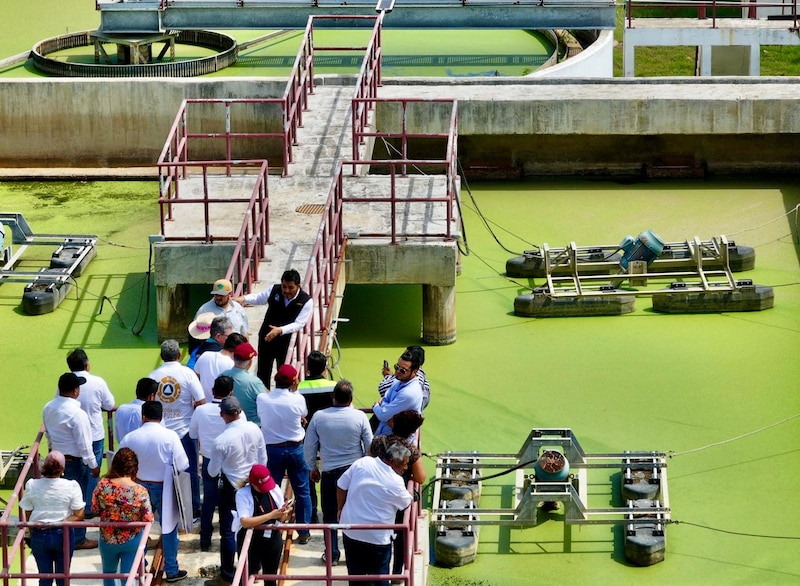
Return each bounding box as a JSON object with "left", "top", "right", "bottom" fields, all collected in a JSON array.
[{"left": 372, "top": 351, "right": 424, "bottom": 437}]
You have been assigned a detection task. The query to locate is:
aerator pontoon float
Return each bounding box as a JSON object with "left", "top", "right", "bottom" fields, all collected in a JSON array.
[
  {"left": 431, "top": 429, "right": 670, "bottom": 567},
  {"left": 507, "top": 233, "right": 756, "bottom": 278},
  {"left": 512, "top": 231, "right": 772, "bottom": 317},
  {"left": 0, "top": 213, "right": 97, "bottom": 315}
]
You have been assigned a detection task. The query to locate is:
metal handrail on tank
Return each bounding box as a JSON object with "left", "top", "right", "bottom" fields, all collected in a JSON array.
[
  {"left": 349, "top": 13, "right": 384, "bottom": 169},
  {"left": 0, "top": 425, "right": 152, "bottom": 586},
  {"left": 342, "top": 158, "right": 458, "bottom": 242},
  {"left": 625, "top": 0, "right": 799, "bottom": 28},
  {"left": 352, "top": 97, "right": 459, "bottom": 212},
  {"left": 156, "top": 158, "right": 270, "bottom": 239}
]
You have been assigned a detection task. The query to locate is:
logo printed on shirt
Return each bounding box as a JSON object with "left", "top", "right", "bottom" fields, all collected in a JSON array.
[{"left": 157, "top": 376, "right": 181, "bottom": 404}]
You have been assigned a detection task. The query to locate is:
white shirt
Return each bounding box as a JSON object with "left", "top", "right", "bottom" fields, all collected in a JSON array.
[
  {"left": 338, "top": 456, "right": 412, "bottom": 545},
  {"left": 189, "top": 400, "right": 246, "bottom": 458},
  {"left": 149, "top": 361, "right": 205, "bottom": 437},
  {"left": 233, "top": 483, "right": 284, "bottom": 536},
  {"left": 243, "top": 287, "right": 314, "bottom": 337},
  {"left": 114, "top": 399, "right": 145, "bottom": 444},
  {"left": 72, "top": 370, "right": 116, "bottom": 442},
  {"left": 194, "top": 352, "right": 235, "bottom": 403},
  {"left": 207, "top": 419, "right": 267, "bottom": 486},
  {"left": 195, "top": 298, "right": 250, "bottom": 336},
  {"left": 119, "top": 421, "right": 189, "bottom": 483},
  {"left": 42, "top": 395, "right": 97, "bottom": 469},
  {"left": 19, "top": 477, "right": 85, "bottom": 524},
  {"left": 257, "top": 387, "right": 308, "bottom": 445}
]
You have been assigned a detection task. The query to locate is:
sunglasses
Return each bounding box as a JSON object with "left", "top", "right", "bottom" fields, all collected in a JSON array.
[{"left": 394, "top": 364, "right": 410, "bottom": 375}]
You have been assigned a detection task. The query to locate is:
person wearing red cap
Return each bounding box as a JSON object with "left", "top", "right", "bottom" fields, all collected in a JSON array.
[
  {"left": 235, "top": 269, "right": 313, "bottom": 388},
  {"left": 220, "top": 342, "right": 266, "bottom": 425},
  {"left": 233, "top": 465, "right": 293, "bottom": 586},
  {"left": 256, "top": 363, "right": 313, "bottom": 544}
]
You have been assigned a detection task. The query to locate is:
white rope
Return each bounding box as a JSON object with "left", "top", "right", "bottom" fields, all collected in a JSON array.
[{"left": 670, "top": 412, "right": 800, "bottom": 457}]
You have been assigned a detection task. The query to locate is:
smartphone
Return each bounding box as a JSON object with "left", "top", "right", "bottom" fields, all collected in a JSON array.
[{"left": 383, "top": 360, "right": 389, "bottom": 370}]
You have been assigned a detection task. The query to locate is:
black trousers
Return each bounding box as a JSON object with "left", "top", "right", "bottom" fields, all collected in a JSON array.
[
  {"left": 237, "top": 527, "right": 283, "bottom": 586},
  {"left": 256, "top": 331, "right": 290, "bottom": 388}
]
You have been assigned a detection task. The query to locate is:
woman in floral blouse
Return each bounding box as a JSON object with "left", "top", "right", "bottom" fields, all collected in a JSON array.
[{"left": 91, "top": 448, "right": 154, "bottom": 586}]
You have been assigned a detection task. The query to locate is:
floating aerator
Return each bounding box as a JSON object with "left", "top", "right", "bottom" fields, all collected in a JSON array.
[{"left": 619, "top": 229, "right": 665, "bottom": 270}]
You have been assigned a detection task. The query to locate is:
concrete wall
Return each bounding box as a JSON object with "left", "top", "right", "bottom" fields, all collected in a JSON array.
[
  {"left": 346, "top": 240, "right": 458, "bottom": 287},
  {"left": 530, "top": 30, "right": 614, "bottom": 78},
  {"left": 0, "top": 78, "right": 286, "bottom": 167},
  {"left": 3, "top": 77, "right": 800, "bottom": 173}
]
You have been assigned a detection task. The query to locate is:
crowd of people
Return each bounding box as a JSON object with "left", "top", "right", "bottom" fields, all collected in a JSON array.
[{"left": 22, "top": 270, "right": 429, "bottom": 586}]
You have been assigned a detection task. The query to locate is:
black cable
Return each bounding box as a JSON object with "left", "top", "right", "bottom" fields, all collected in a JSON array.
[
  {"left": 670, "top": 520, "right": 800, "bottom": 540},
  {"left": 420, "top": 458, "right": 538, "bottom": 499},
  {"left": 457, "top": 158, "right": 539, "bottom": 256},
  {"left": 131, "top": 241, "right": 154, "bottom": 336},
  {"left": 98, "top": 295, "right": 127, "bottom": 328},
  {"left": 469, "top": 248, "right": 533, "bottom": 291}
]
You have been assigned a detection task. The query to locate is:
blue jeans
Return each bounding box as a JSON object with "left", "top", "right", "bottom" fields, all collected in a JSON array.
[
  {"left": 139, "top": 481, "right": 180, "bottom": 577},
  {"left": 30, "top": 527, "right": 75, "bottom": 586},
  {"left": 200, "top": 459, "right": 219, "bottom": 549},
  {"left": 321, "top": 466, "right": 349, "bottom": 559},
  {"left": 99, "top": 533, "right": 144, "bottom": 586},
  {"left": 266, "top": 444, "right": 311, "bottom": 536},
  {"left": 342, "top": 533, "right": 392, "bottom": 586},
  {"left": 62, "top": 459, "right": 89, "bottom": 543},
  {"left": 85, "top": 438, "right": 105, "bottom": 516},
  {"left": 180, "top": 433, "right": 201, "bottom": 517}
]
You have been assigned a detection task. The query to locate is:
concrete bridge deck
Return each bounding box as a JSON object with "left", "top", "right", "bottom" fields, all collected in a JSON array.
[{"left": 156, "top": 83, "right": 460, "bottom": 344}]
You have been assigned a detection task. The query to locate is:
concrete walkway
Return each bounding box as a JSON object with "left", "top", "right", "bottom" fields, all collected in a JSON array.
[{"left": 161, "top": 81, "right": 458, "bottom": 338}]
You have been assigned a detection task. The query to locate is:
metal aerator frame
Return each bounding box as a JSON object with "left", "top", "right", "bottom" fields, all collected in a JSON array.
[{"left": 432, "top": 428, "right": 670, "bottom": 530}]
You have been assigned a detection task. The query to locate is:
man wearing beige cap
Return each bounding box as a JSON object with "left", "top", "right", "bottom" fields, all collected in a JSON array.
[{"left": 194, "top": 279, "right": 249, "bottom": 336}]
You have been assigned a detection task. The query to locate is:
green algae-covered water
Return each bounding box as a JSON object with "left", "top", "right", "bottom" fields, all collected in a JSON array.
[
  {"left": 2, "top": 176, "right": 799, "bottom": 585},
  {"left": 0, "top": 0, "right": 552, "bottom": 78}
]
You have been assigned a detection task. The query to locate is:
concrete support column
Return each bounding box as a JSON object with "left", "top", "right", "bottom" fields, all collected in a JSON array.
[
  {"left": 699, "top": 45, "right": 712, "bottom": 76},
  {"left": 749, "top": 43, "right": 760, "bottom": 75},
  {"left": 623, "top": 38, "right": 635, "bottom": 77},
  {"left": 422, "top": 284, "right": 456, "bottom": 345},
  {"left": 156, "top": 283, "right": 190, "bottom": 343}
]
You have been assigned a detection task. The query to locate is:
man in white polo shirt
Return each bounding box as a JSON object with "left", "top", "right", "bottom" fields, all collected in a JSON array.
[
  {"left": 189, "top": 375, "right": 241, "bottom": 553},
  {"left": 195, "top": 278, "right": 249, "bottom": 336},
  {"left": 149, "top": 339, "right": 206, "bottom": 519},
  {"left": 114, "top": 378, "right": 158, "bottom": 444},
  {"left": 337, "top": 444, "right": 412, "bottom": 583},
  {"left": 206, "top": 396, "right": 266, "bottom": 586},
  {"left": 43, "top": 372, "right": 100, "bottom": 550},
  {"left": 65, "top": 348, "right": 116, "bottom": 519},
  {"left": 119, "top": 401, "right": 189, "bottom": 583},
  {"left": 257, "top": 364, "right": 312, "bottom": 544}
]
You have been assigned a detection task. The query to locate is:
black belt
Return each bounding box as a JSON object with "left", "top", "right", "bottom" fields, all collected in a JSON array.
[
  {"left": 64, "top": 455, "right": 81, "bottom": 461},
  {"left": 268, "top": 440, "right": 303, "bottom": 447}
]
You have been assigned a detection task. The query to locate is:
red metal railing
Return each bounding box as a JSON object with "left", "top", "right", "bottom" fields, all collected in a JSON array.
[
  {"left": 350, "top": 13, "right": 384, "bottom": 168},
  {"left": 625, "top": 0, "right": 799, "bottom": 28},
  {"left": 157, "top": 98, "right": 288, "bottom": 179},
  {"left": 0, "top": 426, "right": 153, "bottom": 586}
]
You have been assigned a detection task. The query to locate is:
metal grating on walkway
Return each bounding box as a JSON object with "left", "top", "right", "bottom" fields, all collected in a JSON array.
[{"left": 296, "top": 204, "right": 326, "bottom": 214}]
